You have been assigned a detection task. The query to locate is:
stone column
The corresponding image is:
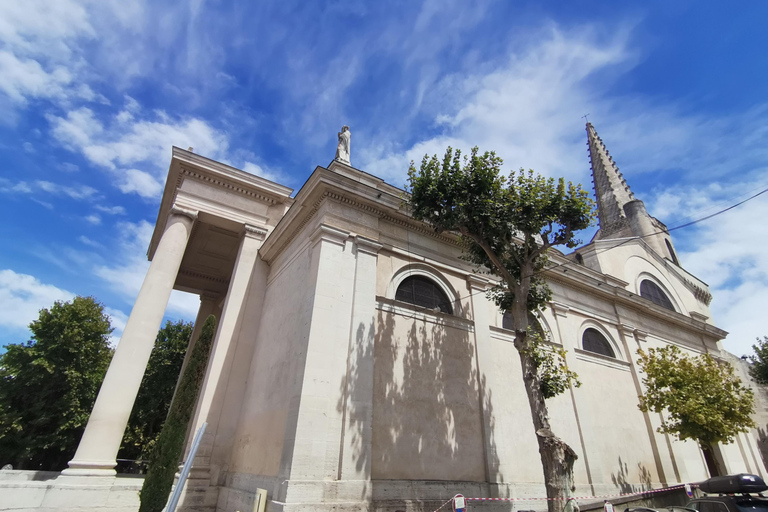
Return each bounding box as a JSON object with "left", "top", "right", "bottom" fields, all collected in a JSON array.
[
  {"left": 64, "top": 205, "right": 197, "bottom": 476},
  {"left": 339, "top": 235, "right": 382, "bottom": 481},
  {"left": 188, "top": 224, "right": 267, "bottom": 482}
]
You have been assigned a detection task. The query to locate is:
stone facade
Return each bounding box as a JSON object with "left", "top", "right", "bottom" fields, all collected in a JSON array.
[{"left": 2, "top": 125, "right": 765, "bottom": 512}]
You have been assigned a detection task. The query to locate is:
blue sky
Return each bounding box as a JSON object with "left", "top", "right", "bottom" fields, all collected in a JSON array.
[{"left": 1, "top": 1, "right": 767, "bottom": 356}]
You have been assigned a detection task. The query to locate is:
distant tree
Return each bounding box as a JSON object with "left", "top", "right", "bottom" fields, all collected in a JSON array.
[
  {"left": 140, "top": 315, "right": 216, "bottom": 512},
  {"left": 749, "top": 336, "right": 768, "bottom": 385},
  {"left": 120, "top": 320, "right": 194, "bottom": 465},
  {"left": 407, "top": 147, "right": 594, "bottom": 511},
  {"left": 637, "top": 345, "right": 755, "bottom": 474},
  {"left": 0, "top": 296, "right": 114, "bottom": 470}
]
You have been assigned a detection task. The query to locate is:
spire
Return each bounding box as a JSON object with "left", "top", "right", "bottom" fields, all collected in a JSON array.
[{"left": 586, "top": 122, "right": 636, "bottom": 238}]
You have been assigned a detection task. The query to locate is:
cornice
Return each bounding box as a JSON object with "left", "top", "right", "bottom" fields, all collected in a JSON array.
[
  {"left": 262, "top": 187, "right": 460, "bottom": 263},
  {"left": 355, "top": 235, "right": 383, "bottom": 256},
  {"left": 466, "top": 274, "right": 493, "bottom": 292},
  {"left": 178, "top": 269, "right": 231, "bottom": 285},
  {"left": 243, "top": 224, "right": 268, "bottom": 240},
  {"left": 543, "top": 264, "right": 727, "bottom": 340},
  {"left": 310, "top": 224, "right": 350, "bottom": 247},
  {"left": 180, "top": 167, "right": 281, "bottom": 205}
]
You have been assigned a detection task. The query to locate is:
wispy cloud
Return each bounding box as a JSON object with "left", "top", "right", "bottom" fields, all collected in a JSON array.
[
  {"left": 0, "top": 177, "right": 98, "bottom": 200},
  {"left": 94, "top": 220, "right": 200, "bottom": 320},
  {"left": 46, "top": 104, "right": 229, "bottom": 198}
]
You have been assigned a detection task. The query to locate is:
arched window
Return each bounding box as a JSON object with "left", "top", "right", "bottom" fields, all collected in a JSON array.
[
  {"left": 395, "top": 275, "right": 453, "bottom": 314},
  {"left": 503, "top": 311, "right": 545, "bottom": 338},
  {"left": 582, "top": 328, "right": 615, "bottom": 358},
  {"left": 640, "top": 279, "right": 675, "bottom": 311}
]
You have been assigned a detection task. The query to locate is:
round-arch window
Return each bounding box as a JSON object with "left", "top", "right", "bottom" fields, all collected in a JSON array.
[
  {"left": 503, "top": 311, "right": 545, "bottom": 338},
  {"left": 640, "top": 279, "right": 675, "bottom": 311},
  {"left": 582, "top": 328, "right": 615, "bottom": 358},
  {"left": 395, "top": 275, "right": 453, "bottom": 314}
]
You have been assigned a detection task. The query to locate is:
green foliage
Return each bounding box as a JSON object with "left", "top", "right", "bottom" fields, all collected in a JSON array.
[
  {"left": 523, "top": 328, "right": 581, "bottom": 399},
  {"left": 120, "top": 320, "right": 194, "bottom": 464},
  {"left": 637, "top": 345, "right": 756, "bottom": 446},
  {"left": 0, "top": 296, "right": 114, "bottom": 470},
  {"left": 749, "top": 336, "right": 768, "bottom": 385},
  {"left": 139, "top": 315, "right": 216, "bottom": 512},
  {"left": 407, "top": 146, "right": 595, "bottom": 314}
]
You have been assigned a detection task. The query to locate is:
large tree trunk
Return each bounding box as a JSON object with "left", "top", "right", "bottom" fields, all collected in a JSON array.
[{"left": 511, "top": 282, "right": 578, "bottom": 512}]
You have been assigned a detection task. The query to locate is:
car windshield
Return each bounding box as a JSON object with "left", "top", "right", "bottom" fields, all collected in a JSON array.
[{"left": 736, "top": 500, "right": 768, "bottom": 512}]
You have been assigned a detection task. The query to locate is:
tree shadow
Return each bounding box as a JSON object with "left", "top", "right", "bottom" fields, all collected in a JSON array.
[
  {"left": 611, "top": 456, "right": 652, "bottom": 494},
  {"left": 339, "top": 301, "right": 502, "bottom": 504},
  {"left": 757, "top": 425, "right": 768, "bottom": 472}
]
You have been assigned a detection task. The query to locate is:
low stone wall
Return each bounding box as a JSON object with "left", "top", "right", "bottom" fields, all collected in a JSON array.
[{"left": 0, "top": 470, "right": 143, "bottom": 512}]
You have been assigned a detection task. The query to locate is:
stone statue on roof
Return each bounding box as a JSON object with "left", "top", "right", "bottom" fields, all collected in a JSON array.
[{"left": 335, "top": 125, "right": 351, "bottom": 165}]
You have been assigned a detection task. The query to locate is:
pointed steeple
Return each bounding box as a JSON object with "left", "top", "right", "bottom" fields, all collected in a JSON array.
[{"left": 586, "top": 122, "right": 636, "bottom": 238}]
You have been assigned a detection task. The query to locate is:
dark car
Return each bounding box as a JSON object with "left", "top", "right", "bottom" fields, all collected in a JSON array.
[{"left": 687, "top": 474, "right": 768, "bottom": 512}]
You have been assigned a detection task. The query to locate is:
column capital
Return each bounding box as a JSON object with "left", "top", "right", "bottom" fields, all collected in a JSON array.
[
  {"left": 466, "top": 274, "right": 492, "bottom": 292},
  {"left": 243, "top": 224, "right": 268, "bottom": 240},
  {"left": 310, "top": 224, "right": 350, "bottom": 247},
  {"left": 169, "top": 204, "right": 199, "bottom": 222},
  {"left": 354, "top": 235, "right": 383, "bottom": 256},
  {"left": 550, "top": 301, "right": 570, "bottom": 317}
]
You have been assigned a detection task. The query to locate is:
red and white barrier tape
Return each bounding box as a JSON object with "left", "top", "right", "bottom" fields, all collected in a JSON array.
[{"left": 432, "top": 484, "right": 690, "bottom": 511}]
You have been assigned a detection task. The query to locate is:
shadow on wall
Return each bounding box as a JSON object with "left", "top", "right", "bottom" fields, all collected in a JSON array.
[
  {"left": 758, "top": 426, "right": 768, "bottom": 472},
  {"left": 611, "top": 457, "right": 652, "bottom": 494},
  {"left": 338, "top": 306, "right": 502, "bottom": 494}
]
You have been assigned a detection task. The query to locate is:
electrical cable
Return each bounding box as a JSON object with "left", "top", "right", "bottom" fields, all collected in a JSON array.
[{"left": 391, "top": 184, "right": 768, "bottom": 316}]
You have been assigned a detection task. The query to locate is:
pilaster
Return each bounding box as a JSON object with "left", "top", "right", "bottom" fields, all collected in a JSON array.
[
  {"left": 189, "top": 223, "right": 268, "bottom": 483},
  {"left": 339, "top": 236, "right": 382, "bottom": 484},
  {"left": 285, "top": 224, "right": 355, "bottom": 487},
  {"left": 466, "top": 275, "right": 499, "bottom": 484}
]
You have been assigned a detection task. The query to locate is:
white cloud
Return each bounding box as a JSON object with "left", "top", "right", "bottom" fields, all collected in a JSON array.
[
  {"left": 649, "top": 177, "right": 768, "bottom": 357},
  {"left": 0, "top": 269, "right": 74, "bottom": 331},
  {"left": 360, "top": 25, "right": 633, "bottom": 186},
  {"left": 22, "top": 141, "right": 34, "bottom": 153},
  {"left": 84, "top": 214, "right": 101, "bottom": 225},
  {"left": 47, "top": 107, "right": 229, "bottom": 198},
  {"left": 242, "top": 162, "right": 286, "bottom": 184},
  {"left": 94, "top": 204, "right": 126, "bottom": 215},
  {"left": 116, "top": 169, "right": 163, "bottom": 198},
  {"left": 78, "top": 235, "right": 103, "bottom": 248},
  {"left": 104, "top": 306, "right": 128, "bottom": 347}
]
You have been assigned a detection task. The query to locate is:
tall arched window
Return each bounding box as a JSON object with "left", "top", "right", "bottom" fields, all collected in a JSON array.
[
  {"left": 395, "top": 275, "right": 453, "bottom": 314},
  {"left": 582, "top": 328, "right": 615, "bottom": 358},
  {"left": 640, "top": 279, "right": 675, "bottom": 311}
]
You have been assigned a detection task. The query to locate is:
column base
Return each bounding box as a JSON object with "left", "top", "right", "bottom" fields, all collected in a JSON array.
[{"left": 61, "top": 460, "right": 117, "bottom": 477}]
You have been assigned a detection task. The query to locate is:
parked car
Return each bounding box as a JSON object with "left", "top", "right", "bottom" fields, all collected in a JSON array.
[{"left": 687, "top": 474, "right": 768, "bottom": 512}]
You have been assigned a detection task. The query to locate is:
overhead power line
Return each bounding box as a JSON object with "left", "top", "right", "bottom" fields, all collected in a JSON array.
[{"left": 399, "top": 184, "right": 768, "bottom": 314}]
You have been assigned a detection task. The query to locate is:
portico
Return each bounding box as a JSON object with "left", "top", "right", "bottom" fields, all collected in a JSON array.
[{"left": 64, "top": 148, "right": 294, "bottom": 478}]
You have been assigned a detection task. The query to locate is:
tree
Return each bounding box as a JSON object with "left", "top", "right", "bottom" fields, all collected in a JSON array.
[
  {"left": 0, "top": 296, "right": 114, "bottom": 470},
  {"left": 140, "top": 315, "right": 216, "bottom": 512},
  {"left": 407, "top": 147, "right": 594, "bottom": 510},
  {"left": 749, "top": 336, "right": 768, "bottom": 385},
  {"left": 637, "top": 345, "right": 756, "bottom": 475},
  {"left": 120, "top": 320, "right": 194, "bottom": 466}
]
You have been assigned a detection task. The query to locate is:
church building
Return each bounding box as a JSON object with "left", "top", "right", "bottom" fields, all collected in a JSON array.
[{"left": 5, "top": 124, "right": 765, "bottom": 512}]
